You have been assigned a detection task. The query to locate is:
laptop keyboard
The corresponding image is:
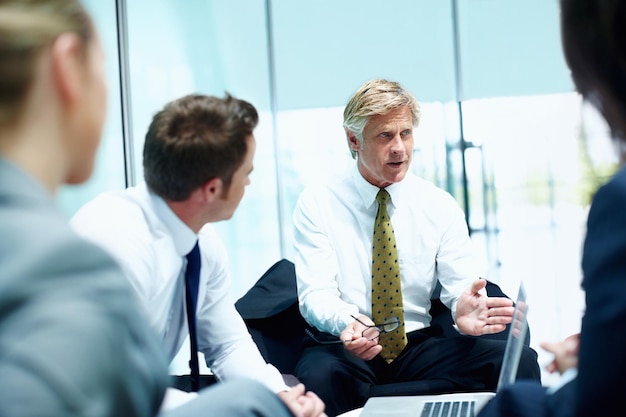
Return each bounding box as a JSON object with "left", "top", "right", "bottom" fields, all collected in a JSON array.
[{"left": 421, "top": 400, "right": 475, "bottom": 417}]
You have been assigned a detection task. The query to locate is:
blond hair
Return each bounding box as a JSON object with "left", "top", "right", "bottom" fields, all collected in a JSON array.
[
  {"left": 343, "top": 79, "right": 421, "bottom": 159},
  {"left": 0, "top": 0, "right": 93, "bottom": 127}
]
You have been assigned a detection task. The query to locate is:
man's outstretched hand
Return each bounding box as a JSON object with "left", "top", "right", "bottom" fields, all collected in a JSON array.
[{"left": 455, "top": 279, "right": 514, "bottom": 336}]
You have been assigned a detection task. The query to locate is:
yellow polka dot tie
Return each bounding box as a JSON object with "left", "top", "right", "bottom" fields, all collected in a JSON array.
[{"left": 372, "top": 188, "right": 407, "bottom": 363}]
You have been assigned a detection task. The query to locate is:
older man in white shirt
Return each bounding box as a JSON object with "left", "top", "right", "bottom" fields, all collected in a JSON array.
[{"left": 292, "top": 79, "right": 540, "bottom": 417}]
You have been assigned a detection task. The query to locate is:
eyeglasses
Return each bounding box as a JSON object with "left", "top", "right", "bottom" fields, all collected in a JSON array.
[
  {"left": 304, "top": 315, "right": 400, "bottom": 345},
  {"left": 352, "top": 315, "right": 400, "bottom": 341}
]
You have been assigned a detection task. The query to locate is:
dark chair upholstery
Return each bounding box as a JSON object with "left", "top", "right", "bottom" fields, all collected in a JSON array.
[
  {"left": 235, "top": 258, "right": 529, "bottom": 395},
  {"left": 235, "top": 259, "right": 307, "bottom": 377}
]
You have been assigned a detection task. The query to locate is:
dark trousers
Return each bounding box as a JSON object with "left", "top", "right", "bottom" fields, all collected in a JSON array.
[{"left": 295, "top": 329, "right": 541, "bottom": 417}]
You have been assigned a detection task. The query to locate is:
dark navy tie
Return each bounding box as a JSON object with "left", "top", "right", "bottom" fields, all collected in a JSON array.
[{"left": 184, "top": 241, "right": 201, "bottom": 391}]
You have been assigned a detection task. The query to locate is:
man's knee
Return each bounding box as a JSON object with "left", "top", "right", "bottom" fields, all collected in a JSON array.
[
  {"left": 296, "top": 351, "right": 344, "bottom": 386},
  {"left": 295, "top": 349, "right": 369, "bottom": 416}
]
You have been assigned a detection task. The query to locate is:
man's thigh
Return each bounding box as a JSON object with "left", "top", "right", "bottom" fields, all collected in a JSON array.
[
  {"left": 392, "top": 335, "right": 508, "bottom": 389},
  {"left": 296, "top": 344, "right": 375, "bottom": 383},
  {"left": 295, "top": 344, "right": 375, "bottom": 416}
]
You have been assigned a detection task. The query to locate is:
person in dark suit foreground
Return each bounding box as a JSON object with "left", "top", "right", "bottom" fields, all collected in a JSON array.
[
  {"left": 478, "top": 1, "right": 626, "bottom": 416},
  {"left": 0, "top": 1, "right": 323, "bottom": 416}
]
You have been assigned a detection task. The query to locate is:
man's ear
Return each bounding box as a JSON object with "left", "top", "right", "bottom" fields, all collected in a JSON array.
[
  {"left": 200, "top": 177, "right": 223, "bottom": 203},
  {"left": 49, "top": 33, "right": 85, "bottom": 107},
  {"left": 346, "top": 129, "right": 360, "bottom": 152}
]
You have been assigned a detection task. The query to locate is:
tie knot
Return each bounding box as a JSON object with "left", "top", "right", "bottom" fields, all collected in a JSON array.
[
  {"left": 185, "top": 242, "right": 201, "bottom": 279},
  {"left": 376, "top": 188, "right": 390, "bottom": 205},
  {"left": 186, "top": 241, "right": 200, "bottom": 262}
]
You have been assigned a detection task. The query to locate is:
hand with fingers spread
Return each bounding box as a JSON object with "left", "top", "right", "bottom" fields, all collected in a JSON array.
[
  {"left": 454, "top": 279, "right": 515, "bottom": 336},
  {"left": 339, "top": 315, "right": 383, "bottom": 361},
  {"left": 540, "top": 333, "right": 579, "bottom": 375},
  {"left": 277, "top": 383, "right": 327, "bottom": 417}
]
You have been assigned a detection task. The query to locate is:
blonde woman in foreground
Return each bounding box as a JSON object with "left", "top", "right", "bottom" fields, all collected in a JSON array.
[{"left": 0, "top": 1, "right": 325, "bottom": 417}]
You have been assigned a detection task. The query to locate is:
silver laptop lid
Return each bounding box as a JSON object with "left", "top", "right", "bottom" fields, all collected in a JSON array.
[{"left": 496, "top": 281, "right": 529, "bottom": 390}]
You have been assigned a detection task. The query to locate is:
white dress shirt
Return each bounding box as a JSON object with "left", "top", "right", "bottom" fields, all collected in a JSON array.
[
  {"left": 293, "top": 166, "right": 480, "bottom": 336},
  {"left": 71, "top": 182, "right": 287, "bottom": 394}
]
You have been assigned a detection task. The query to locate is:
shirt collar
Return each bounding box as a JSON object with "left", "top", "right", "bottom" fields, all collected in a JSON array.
[
  {"left": 145, "top": 183, "right": 197, "bottom": 257},
  {"left": 351, "top": 165, "right": 407, "bottom": 210}
]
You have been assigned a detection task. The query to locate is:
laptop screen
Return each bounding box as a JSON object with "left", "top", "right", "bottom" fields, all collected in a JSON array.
[
  {"left": 496, "top": 281, "right": 529, "bottom": 390},
  {"left": 360, "top": 281, "right": 530, "bottom": 417}
]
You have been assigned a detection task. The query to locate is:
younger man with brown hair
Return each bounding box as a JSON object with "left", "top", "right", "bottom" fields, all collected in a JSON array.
[{"left": 72, "top": 93, "right": 326, "bottom": 417}]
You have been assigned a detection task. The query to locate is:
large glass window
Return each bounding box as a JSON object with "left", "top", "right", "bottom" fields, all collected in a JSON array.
[
  {"left": 57, "top": 0, "right": 126, "bottom": 217},
  {"left": 125, "top": 0, "right": 281, "bottom": 299},
  {"left": 461, "top": 93, "right": 616, "bottom": 384},
  {"left": 66, "top": 0, "right": 619, "bottom": 384}
]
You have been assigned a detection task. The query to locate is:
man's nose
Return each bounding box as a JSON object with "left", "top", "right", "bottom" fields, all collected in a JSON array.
[{"left": 390, "top": 134, "right": 404, "bottom": 153}]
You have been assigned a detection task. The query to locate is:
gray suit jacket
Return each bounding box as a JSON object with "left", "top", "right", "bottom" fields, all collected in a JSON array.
[{"left": 0, "top": 158, "right": 169, "bottom": 417}]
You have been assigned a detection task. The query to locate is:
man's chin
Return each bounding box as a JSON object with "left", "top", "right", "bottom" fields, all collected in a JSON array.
[{"left": 387, "top": 169, "right": 408, "bottom": 184}]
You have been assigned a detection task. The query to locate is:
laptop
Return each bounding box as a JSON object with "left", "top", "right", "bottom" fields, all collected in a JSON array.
[{"left": 360, "top": 282, "right": 529, "bottom": 417}]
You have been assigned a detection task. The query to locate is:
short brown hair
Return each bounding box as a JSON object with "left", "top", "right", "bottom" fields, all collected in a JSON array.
[
  {"left": 143, "top": 94, "right": 259, "bottom": 201},
  {"left": 0, "top": 0, "right": 93, "bottom": 127}
]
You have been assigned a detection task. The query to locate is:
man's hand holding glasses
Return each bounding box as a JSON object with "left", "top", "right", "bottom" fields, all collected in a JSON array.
[{"left": 305, "top": 315, "right": 400, "bottom": 361}]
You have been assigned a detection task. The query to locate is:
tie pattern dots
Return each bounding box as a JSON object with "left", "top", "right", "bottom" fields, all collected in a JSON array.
[{"left": 371, "top": 189, "right": 407, "bottom": 363}]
